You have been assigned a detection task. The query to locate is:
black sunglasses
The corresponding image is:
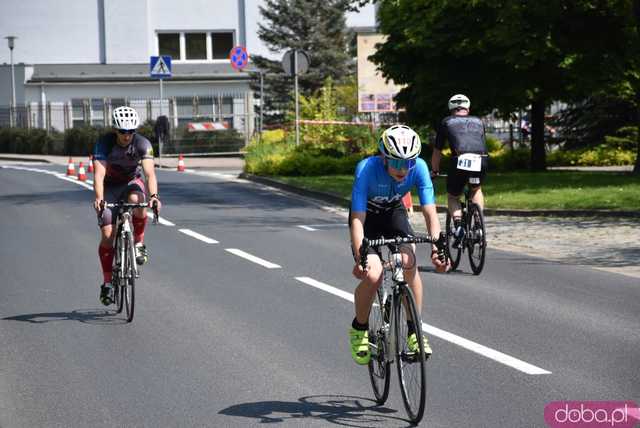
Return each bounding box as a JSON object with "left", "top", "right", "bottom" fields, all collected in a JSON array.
[{"left": 117, "top": 129, "right": 136, "bottom": 135}]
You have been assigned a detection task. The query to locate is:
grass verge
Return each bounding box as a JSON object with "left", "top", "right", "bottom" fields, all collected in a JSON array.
[{"left": 272, "top": 171, "right": 640, "bottom": 211}]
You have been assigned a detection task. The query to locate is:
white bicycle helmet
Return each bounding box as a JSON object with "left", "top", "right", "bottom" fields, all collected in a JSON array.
[
  {"left": 378, "top": 125, "right": 421, "bottom": 160},
  {"left": 112, "top": 106, "right": 140, "bottom": 130},
  {"left": 448, "top": 94, "right": 471, "bottom": 111}
]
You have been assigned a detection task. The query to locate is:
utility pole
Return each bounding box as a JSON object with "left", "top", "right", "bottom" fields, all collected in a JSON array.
[{"left": 5, "top": 36, "right": 17, "bottom": 127}]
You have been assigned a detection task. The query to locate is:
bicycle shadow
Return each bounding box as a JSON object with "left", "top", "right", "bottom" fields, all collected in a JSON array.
[
  {"left": 418, "top": 265, "right": 474, "bottom": 276},
  {"left": 2, "top": 308, "right": 128, "bottom": 325},
  {"left": 219, "top": 394, "right": 413, "bottom": 427}
]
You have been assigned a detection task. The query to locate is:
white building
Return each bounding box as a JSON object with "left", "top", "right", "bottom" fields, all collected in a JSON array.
[{"left": 0, "top": 0, "right": 375, "bottom": 136}]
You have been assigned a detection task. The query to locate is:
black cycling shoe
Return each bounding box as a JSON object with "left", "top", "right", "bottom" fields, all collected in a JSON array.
[
  {"left": 135, "top": 243, "right": 148, "bottom": 265},
  {"left": 100, "top": 283, "right": 113, "bottom": 306},
  {"left": 453, "top": 226, "right": 465, "bottom": 249}
]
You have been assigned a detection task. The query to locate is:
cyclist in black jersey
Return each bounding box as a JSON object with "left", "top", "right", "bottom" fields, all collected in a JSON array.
[
  {"left": 92, "top": 106, "right": 161, "bottom": 305},
  {"left": 431, "top": 94, "right": 488, "bottom": 247}
]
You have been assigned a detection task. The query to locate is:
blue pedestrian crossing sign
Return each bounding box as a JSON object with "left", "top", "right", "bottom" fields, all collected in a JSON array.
[{"left": 150, "top": 56, "right": 172, "bottom": 78}]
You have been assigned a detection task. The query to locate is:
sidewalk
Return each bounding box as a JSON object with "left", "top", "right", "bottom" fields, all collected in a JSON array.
[{"left": 0, "top": 154, "right": 245, "bottom": 170}]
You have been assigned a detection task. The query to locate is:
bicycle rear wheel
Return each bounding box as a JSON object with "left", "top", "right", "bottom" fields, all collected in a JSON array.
[
  {"left": 445, "top": 212, "right": 462, "bottom": 271},
  {"left": 367, "top": 289, "right": 390, "bottom": 404},
  {"left": 395, "top": 285, "right": 427, "bottom": 424},
  {"left": 467, "top": 203, "right": 486, "bottom": 275},
  {"left": 123, "top": 234, "right": 136, "bottom": 322}
]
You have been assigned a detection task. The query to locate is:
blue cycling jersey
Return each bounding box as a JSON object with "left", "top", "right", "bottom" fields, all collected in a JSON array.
[{"left": 351, "top": 156, "right": 435, "bottom": 212}]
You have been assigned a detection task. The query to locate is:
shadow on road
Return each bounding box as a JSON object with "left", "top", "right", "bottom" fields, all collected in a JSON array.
[
  {"left": 219, "top": 394, "right": 414, "bottom": 427},
  {"left": 2, "top": 308, "right": 128, "bottom": 325}
]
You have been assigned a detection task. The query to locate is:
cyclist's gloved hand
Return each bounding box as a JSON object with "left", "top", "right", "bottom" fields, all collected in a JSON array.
[
  {"left": 352, "top": 263, "right": 368, "bottom": 280},
  {"left": 353, "top": 240, "right": 369, "bottom": 280},
  {"left": 94, "top": 199, "right": 105, "bottom": 213},
  {"left": 431, "top": 232, "right": 450, "bottom": 273},
  {"left": 149, "top": 194, "right": 161, "bottom": 214}
]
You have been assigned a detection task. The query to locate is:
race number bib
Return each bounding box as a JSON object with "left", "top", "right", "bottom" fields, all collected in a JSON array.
[{"left": 456, "top": 153, "right": 482, "bottom": 172}]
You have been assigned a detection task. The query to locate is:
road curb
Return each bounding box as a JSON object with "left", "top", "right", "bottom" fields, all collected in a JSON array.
[
  {"left": 0, "top": 155, "right": 52, "bottom": 163},
  {"left": 240, "top": 173, "right": 640, "bottom": 218}
]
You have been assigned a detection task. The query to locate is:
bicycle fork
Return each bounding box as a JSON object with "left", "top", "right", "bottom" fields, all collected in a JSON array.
[{"left": 120, "top": 213, "right": 139, "bottom": 279}]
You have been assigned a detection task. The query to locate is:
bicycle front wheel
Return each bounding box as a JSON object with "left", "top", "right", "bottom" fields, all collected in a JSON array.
[
  {"left": 113, "top": 236, "right": 124, "bottom": 314},
  {"left": 395, "top": 285, "right": 427, "bottom": 424},
  {"left": 445, "top": 212, "right": 462, "bottom": 271},
  {"left": 123, "top": 233, "right": 136, "bottom": 322},
  {"left": 467, "top": 203, "right": 486, "bottom": 275},
  {"left": 368, "top": 289, "right": 390, "bottom": 404}
]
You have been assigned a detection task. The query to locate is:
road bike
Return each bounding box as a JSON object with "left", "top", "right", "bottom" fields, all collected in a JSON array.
[
  {"left": 104, "top": 201, "right": 157, "bottom": 323},
  {"left": 359, "top": 233, "right": 445, "bottom": 424},
  {"left": 445, "top": 186, "right": 487, "bottom": 275}
]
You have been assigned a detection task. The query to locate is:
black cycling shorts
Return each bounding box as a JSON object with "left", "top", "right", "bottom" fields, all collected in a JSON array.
[
  {"left": 446, "top": 156, "right": 489, "bottom": 196},
  {"left": 349, "top": 204, "right": 414, "bottom": 255}
]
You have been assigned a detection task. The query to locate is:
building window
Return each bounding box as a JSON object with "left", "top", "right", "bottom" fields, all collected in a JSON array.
[
  {"left": 71, "top": 99, "right": 86, "bottom": 128},
  {"left": 212, "top": 32, "right": 233, "bottom": 59},
  {"left": 90, "top": 98, "right": 105, "bottom": 127},
  {"left": 159, "top": 33, "right": 180, "bottom": 58},
  {"left": 157, "top": 31, "right": 234, "bottom": 61},
  {"left": 185, "top": 33, "right": 207, "bottom": 60}
]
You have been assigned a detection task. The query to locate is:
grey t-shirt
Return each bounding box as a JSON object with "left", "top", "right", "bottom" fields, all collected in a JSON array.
[{"left": 93, "top": 133, "right": 154, "bottom": 184}]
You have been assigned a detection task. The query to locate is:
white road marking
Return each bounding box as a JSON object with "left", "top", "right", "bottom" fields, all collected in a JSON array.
[
  {"left": 178, "top": 228, "right": 219, "bottom": 244},
  {"left": 225, "top": 248, "right": 281, "bottom": 269},
  {"left": 147, "top": 211, "right": 175, "bottom": 226},
  {"left": 298, "top": 225, "right": 318, "bottom": 231},
  {"left": 2, "top": 165, "right": 175, "bottom": 226},
  {"left": 294, "top": 276, "right": 551, "bottom": 376},
  {"left": 421, "top": 324, "right": 551, "bottom": 375},
  {"left": 295, "top": 276, "right": 354, "bottom": 302}
]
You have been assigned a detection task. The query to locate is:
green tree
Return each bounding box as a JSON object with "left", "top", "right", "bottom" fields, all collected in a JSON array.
[
  {"left": 252, "top": 0, "right": 359, "bottom": 125},
  {"left": 373, "top": 0, "right": 636, "bottom": 171}
]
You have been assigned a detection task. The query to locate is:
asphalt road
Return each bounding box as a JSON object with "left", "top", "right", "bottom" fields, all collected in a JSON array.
[{"left": 1, "top": 163, "right": 638, "bottom": 427}]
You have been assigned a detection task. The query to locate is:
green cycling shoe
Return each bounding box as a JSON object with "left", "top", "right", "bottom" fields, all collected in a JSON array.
[
  {"left": 407, "top": 332, "right": 433, "bottom": 357},
  {"left": 349, "top": 327, "right": 370, "bottom": 365}
]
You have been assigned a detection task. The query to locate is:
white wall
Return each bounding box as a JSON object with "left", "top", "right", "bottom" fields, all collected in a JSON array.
[
  {"left": 0, "top": 0, "right": 101, "bottom": 64},
  {"left": 0, "top": 0, "right": 377, "bottom": 64},
  {"left": 104, "top": 0, "right": 150, "bottom": 63},
  {"left": 24, "top": 81, "right": 252, "bottom": 104}
]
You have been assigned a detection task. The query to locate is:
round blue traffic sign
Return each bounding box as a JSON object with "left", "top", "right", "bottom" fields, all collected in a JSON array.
[{"left": 230, "top": 46, "right": 249, "bottom": 71}]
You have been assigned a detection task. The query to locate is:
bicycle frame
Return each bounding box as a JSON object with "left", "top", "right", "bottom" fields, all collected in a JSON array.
[
  {"left": 361, "top": 235, "right": 438, "bottom": 363},
  {"left": 115, "top": 210, "right": 138, "bottom": 279},
  {"left": 372, "top": 249, "right": 405, "bottom": 363}
]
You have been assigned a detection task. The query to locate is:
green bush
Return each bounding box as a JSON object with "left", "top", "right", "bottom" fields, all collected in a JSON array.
[
  {"left": 64, "top": 126, "right": 103, "bottom": 156},
  {"left": 245, "top": 128, "right": 367, "bottom": 176},
  {"left": 547, "top": 145, "right": 635, "bottom": 166},
  {"left": 0, "top": 128, "right": 62, "bottom": 155},
  {"left": 166, "top": 128, "right": 245, "bottom": 155}
]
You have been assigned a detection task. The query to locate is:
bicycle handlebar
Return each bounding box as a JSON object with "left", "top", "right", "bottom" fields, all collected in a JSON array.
[
  {"left": 359, "top": 233, "right": 447, "bottom": 270},
  {"left": 101, "top": 201, "right": 159, "bottom": 224}
]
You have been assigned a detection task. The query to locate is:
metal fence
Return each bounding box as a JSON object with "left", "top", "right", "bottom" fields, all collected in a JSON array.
[{"left": 0, "top": 92, "right": 255, "bottom": 155}]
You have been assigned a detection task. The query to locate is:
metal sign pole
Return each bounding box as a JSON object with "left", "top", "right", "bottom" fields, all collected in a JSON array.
[
  {"left": 159, "top": 78, "right": 164, "bottom": 166},
  {"left": 259, "top": 71, "right": 264, "bottom": 144},
  {"left": 294, "top": 50, "right": 300, "bottom": 146}
]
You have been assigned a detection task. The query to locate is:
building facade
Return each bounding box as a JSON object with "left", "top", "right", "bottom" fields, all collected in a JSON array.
[{"left": 0, "top": 0, "right": 254, "bottom": 137}]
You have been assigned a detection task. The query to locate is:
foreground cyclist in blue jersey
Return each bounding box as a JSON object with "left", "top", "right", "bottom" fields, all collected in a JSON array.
[{"left": 349, "top": 125, "right": 449, "bottom": 365}]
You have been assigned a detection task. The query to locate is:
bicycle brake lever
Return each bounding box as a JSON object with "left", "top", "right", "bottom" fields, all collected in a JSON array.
[{"left": 359, "top": 238, "right": 369, "bottom": 270}]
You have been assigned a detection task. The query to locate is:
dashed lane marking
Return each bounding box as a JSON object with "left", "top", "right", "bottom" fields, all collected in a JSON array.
[{"left": 294, "top": 276, "right": 551, "bottom": 376}]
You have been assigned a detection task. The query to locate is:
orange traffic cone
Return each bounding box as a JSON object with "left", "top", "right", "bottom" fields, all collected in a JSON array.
[
  {"left": 77, "top": 162, "right": 87, "bottom": 181},
  {"left": 87, "top": 155, "right": 94, "bottom": 173},
  {"left": 402, "top": 192, "right": 414, "bottom": 213},
  {"left": 177, "top": 154, "right": 185, "bottom": 172},
  {"left": 66, "top": 157, "right": 75, "bottom": 176}
]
